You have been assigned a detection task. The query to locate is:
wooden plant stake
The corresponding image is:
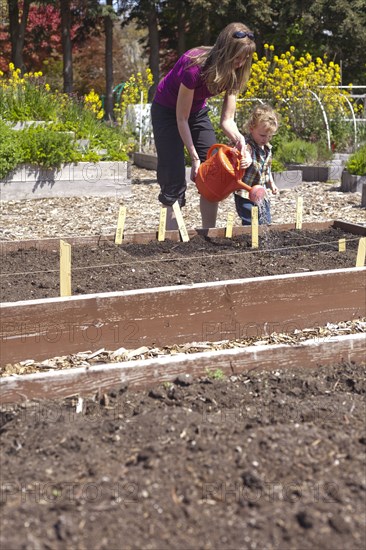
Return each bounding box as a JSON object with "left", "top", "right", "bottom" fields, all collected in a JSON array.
[
  {"left": 60, "top": 239, "right": 71, "bottom": 297},
  {"left": 295, "top": 196, "right": 303, "bottom": 230},
  {"left": 225, "top": 212, "right": 235, "bottom": 238},
  {"left": 338, "top": 238, "right": 346, "bottom": 253},
  {"left": 115, "top": 205, "right": 127, "bottom": 245},
  {"left": 356, "top": 237, "right": 366, "bottom": 267},
  {"left": 251, "top": 206, "right": 259, "bottom": 248},
  {"left": 158, "top": 207, "right": 167, "bottom": 241},
  {"left": 172, "top": 201, "right": 189, "bottom": 242}
]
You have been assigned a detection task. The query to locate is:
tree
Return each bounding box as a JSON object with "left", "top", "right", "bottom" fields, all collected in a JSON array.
[
  {"left": 1, "top": 1, "right": 101, "bottom": 77},
  {"left": 261, "top": 0, "right": 366, "bottom": 84},
  {"left": 145, "top": 1, "right": 159, "bottom": 99},
  {"left": 104, "top": 0, "right": 114, "bottom": 119},
  {"left": 60, "top": 0, "right": 73, "bottom": 92},
  {"left": 7, "top": 0, "right": 32, "bottom": 72},
  {"left": 117, "top": 0, "right": 364, "bottom": 86},
  {"left": 118, "top": 0, "right": 162, "bottom": 99}
]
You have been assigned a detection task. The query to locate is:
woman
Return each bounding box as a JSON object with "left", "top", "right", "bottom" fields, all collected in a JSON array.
[{"left": 151, "top": 22, "right": 256, "bottom": 229}]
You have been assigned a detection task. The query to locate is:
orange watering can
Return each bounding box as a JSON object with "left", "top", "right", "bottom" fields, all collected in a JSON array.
[{"left": 195, "top": 143, "right": 266, "bottom": 203}]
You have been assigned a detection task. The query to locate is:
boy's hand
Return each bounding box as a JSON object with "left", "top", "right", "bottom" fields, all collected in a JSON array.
[{"left": 269, "top": 181, "right": 279, "bottom": 195}]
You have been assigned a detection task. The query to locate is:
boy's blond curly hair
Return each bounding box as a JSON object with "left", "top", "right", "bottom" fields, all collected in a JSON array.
[{"left": 243, "top": 103, "right": 280, "bottom": 134}]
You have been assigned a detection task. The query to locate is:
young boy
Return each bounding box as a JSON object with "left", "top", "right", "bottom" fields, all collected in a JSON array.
[{"left": 234, "top": 104, "right": 279, "bottom": 225}]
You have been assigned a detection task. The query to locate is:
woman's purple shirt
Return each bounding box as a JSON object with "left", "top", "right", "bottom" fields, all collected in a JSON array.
[{"left": 153, "top": 49, "right": 214, "bottom": 113}]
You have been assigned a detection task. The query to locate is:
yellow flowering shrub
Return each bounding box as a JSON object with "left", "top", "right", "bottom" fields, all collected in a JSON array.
[
  {"left": 0, "top": 63, "right": 59, "bottom": 121},
  {"left": 0, "top": 63, "right": 132, "bottom": 167},
  {"left": 84, "top": 89, "right": 104, "bottom": 120},
  {"left": 241, "top": 45, "right": 361, "bottom": 151},
  {"left": 115, "top": 68, "right": 153, "bottom": 123}
]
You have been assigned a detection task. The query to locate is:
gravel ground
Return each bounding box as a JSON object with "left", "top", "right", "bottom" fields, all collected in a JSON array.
[{"left": 1, "top": 166, "right": 365, "bottom": 240}]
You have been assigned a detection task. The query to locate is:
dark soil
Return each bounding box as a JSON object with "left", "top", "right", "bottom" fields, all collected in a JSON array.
[
  {"left": 0, "top": 228, "right": 362, "bottom": 302},
  {"left": 1, "top": 361, "right": 365, "bottom": 550},
  {"left": 1, "top": 227, "right": 365, "bottom": 549}
]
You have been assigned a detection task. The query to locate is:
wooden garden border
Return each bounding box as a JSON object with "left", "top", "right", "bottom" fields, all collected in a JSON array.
[
  {"left": 1, "top": 333, "right": 365, "bottom": 404},
  {"left": 1, "top": 265, "right": 365, "bottom": 366},
  {"left": 1, "top": 220, "right": 365, "bottom": 367}
]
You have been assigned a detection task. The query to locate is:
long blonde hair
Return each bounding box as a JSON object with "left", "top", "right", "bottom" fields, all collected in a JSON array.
[{"left": 188, "top": 22, "right": 256, "bottom": 95}]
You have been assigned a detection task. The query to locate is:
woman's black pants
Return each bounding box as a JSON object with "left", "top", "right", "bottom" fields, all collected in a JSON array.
[{"left": 151, "top": 101, "right": 216, "bottom": 207}]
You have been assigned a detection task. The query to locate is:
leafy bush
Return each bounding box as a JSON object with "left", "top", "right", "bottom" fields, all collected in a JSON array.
[
  {"left": 0, "top": 64, "right": 132, "bottom": 175},
  {"left": 275, "top": 139, "right": 318, "bottom": 165},
  {"left": 0, "top": 65, "right": 59, "bottom": 121},
  {"left": 0, "top": 120, "right": 23, "bottom": 178},
  {"left": 88, "top": 123, "right": 132, "bottom": 161},
  {"left": 271, "top": 158, "right": 286, "bottom": 172},
  {"left": 345, "top": 145, "right": 366, "bottom": 176},
  {"left": 18, "top": 126, "right": 78, "bottom": 169},
  {"left": 241, "top": 46, "right": 362, "bottom": 151}
]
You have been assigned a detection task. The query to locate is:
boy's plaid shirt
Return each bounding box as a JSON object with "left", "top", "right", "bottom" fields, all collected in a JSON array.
[{"left": 235, "top": 134, "right": 273, "bottom": 198}]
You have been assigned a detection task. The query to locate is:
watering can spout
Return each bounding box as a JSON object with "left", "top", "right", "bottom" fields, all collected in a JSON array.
[{"left": 195, "top": 144, "right": 265, "bottom": 204}]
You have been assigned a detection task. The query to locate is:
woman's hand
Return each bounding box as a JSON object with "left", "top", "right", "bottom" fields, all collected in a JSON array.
[
  {"left": 190, "top": 157, "right": 201, "bottom": 182},
  {"left": 239, "top": 143, "right": 252, "bottom": 169}
]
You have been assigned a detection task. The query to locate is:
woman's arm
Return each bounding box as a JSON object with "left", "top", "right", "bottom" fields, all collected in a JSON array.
[
  {"left": 176, "top": 83, "right": 201, "bottom": 181},
  {"left": 220, "top": 93, "right": 245, "bottom": 146},
  {"left": 220, "top": 92, "right": 251, "bottom": 167}
]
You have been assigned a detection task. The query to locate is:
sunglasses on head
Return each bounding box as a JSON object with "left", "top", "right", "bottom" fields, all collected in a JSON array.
[{"left": 233, "top": 31, "right": 255, "bottom": 40}]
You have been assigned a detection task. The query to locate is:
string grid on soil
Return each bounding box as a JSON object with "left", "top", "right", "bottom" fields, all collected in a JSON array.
[{"left": 0, "top": 227, "right": 362, "bottom": 302}]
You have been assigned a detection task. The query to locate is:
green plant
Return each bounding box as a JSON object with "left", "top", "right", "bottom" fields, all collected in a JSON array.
[
  {"left": 0, "top": 120, "right": 23, "bottom": 178},
  {"left": 243, "top": 45, "right": 362, "bottom": 150},
  {"left": 205, "top": 368, "right": 225, "bottom": 380},
  {"left": 345, "top": 145, "right": 366, "bottom": 176},
  {"left": 0, "top": 65, "right": 59, "bottom": 121},
  {"left": 18, "top": 126, "right": 78, "bottom": 169},
  {"left": 356, "top": 122, "right": 366, "bottom": 147},
  {"left": 275, "top": 139, "right": 318, "bottom": 165},
  {"left": 90, "top": 123, "right": 131, "bottom": 161},
  {"left": 329, "top": 119, "right": 355, "bottom": 152},
  {"left": 316, "top": 141, "right": 334, "bottom": 163},
  {"left": 0, "top": 63, "right": 133, "bottom": 170},
  {"left": 271, "top": 158, "right": 285, "bottom": 172}
]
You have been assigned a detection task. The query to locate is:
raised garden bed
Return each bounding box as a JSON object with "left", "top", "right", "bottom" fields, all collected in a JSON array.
[
  {"left": 286, "top": 163, "right": 342, "bottom": 182},
  {"left": 1, "top": 221, "right": 365, "bottom": 366},
  {"left": 133, "top": 151, "right": 157, "bottom": 171},
  {"left": 0, "top": 161, "right": 131, "bottom": 200},
  {"left": 1, "top": 221, "right": 364, "bottom": 303},
  {"left": 341, "top": 170, "right": 366, "bottom": 193},
  {"left": 273, "top": 170, "right": 303, "bottom": 188},
  {"left": 1, "top": 220, "right": 365, "bottom": 550},
  {"left": 1, "top": 357, "right": 365, "bottom": 550}
]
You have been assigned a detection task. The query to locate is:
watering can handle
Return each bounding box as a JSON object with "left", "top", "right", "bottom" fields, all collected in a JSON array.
[
  {"left": 206, "top": 143, "right": 245, "bottom": 182},
  {"left": 206, "top": 143, "right": 242, "bottom": 171},
  {"left": 206, "top": 143, "right": 253, "bottom": 194},
  {"left": 207, "top": 143, "right": 240, "bottom": 160},
  {"left": 206, "top": 143, "right": 227, "bottom": 159}
]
